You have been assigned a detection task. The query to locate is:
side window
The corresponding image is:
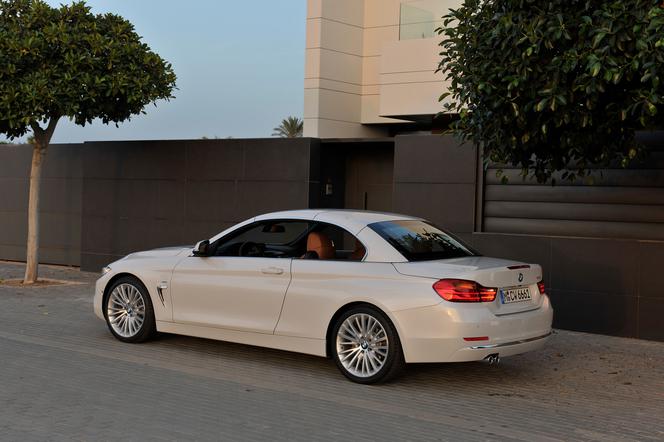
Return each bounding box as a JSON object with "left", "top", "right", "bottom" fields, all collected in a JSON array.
[
  {"left": 213, "top": 220, "right": 310, "bottom": 258},
  {"left": 302, "top": 222, "right": 366, "bottom": 261}
]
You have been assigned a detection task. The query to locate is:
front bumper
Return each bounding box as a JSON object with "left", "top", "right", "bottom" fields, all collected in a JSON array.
[
  {"left": 392, "top": 295, "right": 554, "bottom": 363},
  {"left": 93, "top": 273, "right": 112, "bottom": 320}
]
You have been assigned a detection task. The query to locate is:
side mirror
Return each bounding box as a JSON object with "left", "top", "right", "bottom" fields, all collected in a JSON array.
[{"left": 193, "top": 240, "right": 210, "bottom": 257}]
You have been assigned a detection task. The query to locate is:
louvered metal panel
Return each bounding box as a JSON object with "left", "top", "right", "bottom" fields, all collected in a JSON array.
[{"left": 483, "top": 143, "right": 664, "bottom": 240}]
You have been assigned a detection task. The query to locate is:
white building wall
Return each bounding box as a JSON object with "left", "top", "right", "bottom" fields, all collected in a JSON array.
[{"left": 304, "top": 0, "right": 459, "bottom": 138}]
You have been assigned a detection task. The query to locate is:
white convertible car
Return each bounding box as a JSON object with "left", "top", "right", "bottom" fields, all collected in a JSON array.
[{"left": 94, "top": 209, "right": 553, "bottom": 383}]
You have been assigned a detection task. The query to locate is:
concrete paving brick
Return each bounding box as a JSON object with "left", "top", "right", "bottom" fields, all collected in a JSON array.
[{"left": 0, "top": 261, "right": 663, "bottom": 441}]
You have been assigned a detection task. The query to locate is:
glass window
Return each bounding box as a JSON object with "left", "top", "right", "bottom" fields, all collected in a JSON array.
[
  {"left": 369, "top": 220, "right": 475, "bottom": 261},
  {"left": 213, "top": 220, "right": 310, "bottom": 258},
  {"left": 306, "top": 223, "right": 366, "bottom": 261},
  {"left": 399, "top": 0, "right": 447, "bottom": 40}
]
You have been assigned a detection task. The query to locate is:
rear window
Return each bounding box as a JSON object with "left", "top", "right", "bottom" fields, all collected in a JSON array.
[{"left": 369, "top": 220, "right": 476, "bottom": 261}]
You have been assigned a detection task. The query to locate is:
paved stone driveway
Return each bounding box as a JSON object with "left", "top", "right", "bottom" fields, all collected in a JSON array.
[{"left": 0, "top": 261, "right": 662, "bottom": 441}]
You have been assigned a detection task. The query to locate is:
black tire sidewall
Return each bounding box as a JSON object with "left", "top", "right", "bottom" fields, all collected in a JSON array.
[
  {"left": 103, "top": 276, "right": 156, "bottom": 343},
  {"left": 331, "top": 305, "right": 404, "bottom": 384}
]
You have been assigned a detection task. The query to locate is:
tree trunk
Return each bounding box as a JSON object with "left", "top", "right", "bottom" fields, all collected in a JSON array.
[
  {"left": 23, "top": 144, "right": 44, "bottom": 284},
  {"left": 23, "top": 118, "right": 59, "bottom": 284}
]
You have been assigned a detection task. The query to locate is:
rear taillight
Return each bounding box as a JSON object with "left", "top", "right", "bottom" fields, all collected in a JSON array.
[
  {"left": 537, "top": 281, "right": 546, "bottom": 295},
  {"left": 433, "top": 279, "right": 497, "bottom": 302}
]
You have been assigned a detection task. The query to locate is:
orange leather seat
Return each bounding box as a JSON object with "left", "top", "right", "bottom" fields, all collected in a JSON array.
[
  {"left": 350, "top": 240, "right": 366, "bottom": 261},
  {"left": 306, "top": 232, "right": 335, "bottom": 260}
]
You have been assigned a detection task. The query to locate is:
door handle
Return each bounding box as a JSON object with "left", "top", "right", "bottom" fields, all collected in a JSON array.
[{"left": 260, "top": 267, "right": 284, "bottom": 275}]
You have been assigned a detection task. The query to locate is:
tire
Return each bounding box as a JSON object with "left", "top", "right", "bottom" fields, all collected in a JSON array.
[
  {"left": 331, "top": 305, "right": 405, "bottom": 384},
  {"left": 103, "top": 276, "right": 156, "bottom": 343}
]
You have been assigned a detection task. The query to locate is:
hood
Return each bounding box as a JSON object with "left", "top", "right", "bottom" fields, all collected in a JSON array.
[{"left": 125, "top": 246, "right": 192, "bottom": 260}]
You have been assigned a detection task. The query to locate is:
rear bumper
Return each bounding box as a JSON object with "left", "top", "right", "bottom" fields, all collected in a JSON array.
[
  {"left": 393, "top": 295, "right": 554, "bottom": 363},
  {"left": 446, "top": 332, "right": 551, "bottom": 362}
]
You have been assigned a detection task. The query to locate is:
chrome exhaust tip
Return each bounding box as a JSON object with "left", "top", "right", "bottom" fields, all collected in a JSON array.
[{"left": 484, "top": 353, "right": 500, "bottom": 365}]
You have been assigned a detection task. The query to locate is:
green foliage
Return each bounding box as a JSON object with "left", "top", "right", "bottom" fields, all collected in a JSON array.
[
  {"left": 272, "top": 116, "right": 303, "bottom": 138},
  {"left": 438, "top": 0, "right": 664, "bottom": 183},
  {"left": 0, "top": 0, "right": 176, "bottom": 139}
]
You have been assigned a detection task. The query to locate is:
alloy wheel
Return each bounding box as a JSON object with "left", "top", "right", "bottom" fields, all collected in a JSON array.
[
  {"left": 107, "top": 283, "right": 146, "bottom": 338},
  {"left": 336, "top": 313, "right": 389, "bottom": 378}
]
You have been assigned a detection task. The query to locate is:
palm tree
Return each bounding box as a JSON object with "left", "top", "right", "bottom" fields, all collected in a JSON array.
[{"left": 272, "top": 116, "right": 303, "bottom": 138}]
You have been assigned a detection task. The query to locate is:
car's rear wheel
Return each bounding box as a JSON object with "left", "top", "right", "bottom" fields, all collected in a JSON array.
[
  {"left": 104, "top": 276, "right": 156, "bottom": 343},
  {"left": 332, "top": 306, "right": 405, "bottom": 384}
]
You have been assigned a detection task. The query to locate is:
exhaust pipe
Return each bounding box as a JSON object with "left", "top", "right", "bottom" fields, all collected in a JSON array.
[{"left": 484, "top": 353, "right": 500, "bottom": 365}]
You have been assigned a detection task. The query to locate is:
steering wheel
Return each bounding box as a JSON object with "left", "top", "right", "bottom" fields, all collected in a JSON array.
[{"left": 239, "top": 241, "right": 265, "bottom": 257}]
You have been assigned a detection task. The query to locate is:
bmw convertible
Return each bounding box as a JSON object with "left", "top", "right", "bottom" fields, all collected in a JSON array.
[{"left": 94, "top": 210, "right": 553, "bottom": 383}]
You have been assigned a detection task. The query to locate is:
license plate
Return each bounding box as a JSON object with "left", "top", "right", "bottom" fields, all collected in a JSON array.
[{"left": 500, "top": 287, "right": 532, "bottom": 304}]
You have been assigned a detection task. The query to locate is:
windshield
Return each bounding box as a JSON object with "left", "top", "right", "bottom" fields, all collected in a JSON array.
[{"left": 369, "top": 220, "right": 476, "bottom": 261}]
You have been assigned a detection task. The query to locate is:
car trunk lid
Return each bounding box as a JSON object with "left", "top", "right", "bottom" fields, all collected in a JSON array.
[{"left": 393, "top": 256, "right": 544, "bottom": 315}]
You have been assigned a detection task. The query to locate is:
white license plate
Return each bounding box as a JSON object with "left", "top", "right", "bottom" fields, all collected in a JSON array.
[{"left": 500, "top": 287, "right": 532, "bottom": 304}]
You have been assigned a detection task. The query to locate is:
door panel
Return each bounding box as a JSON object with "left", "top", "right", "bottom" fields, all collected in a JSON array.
[
  {"left": 345, "top": 146, "right": 394, "bottom": 211},
  {"left": 275, "top": 260, "right": 437, "bottom": 339},
  {"left": 171, "top": 256, "right": 291, "bottom": 333}
]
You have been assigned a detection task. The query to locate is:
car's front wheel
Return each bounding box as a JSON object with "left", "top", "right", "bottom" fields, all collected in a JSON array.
[
  {"left": 104, "top": 276, "right": 156, "bottom": 343},
  {"left": 332, "top": 306, "right": 405, "bottom": 384}
]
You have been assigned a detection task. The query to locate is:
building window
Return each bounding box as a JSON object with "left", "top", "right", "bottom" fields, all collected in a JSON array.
[{"left": 399, "top": 0, "right": 447, "bottom": 40}]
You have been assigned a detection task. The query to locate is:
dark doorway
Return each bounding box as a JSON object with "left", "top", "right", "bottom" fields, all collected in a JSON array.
[
  {"left": 314, "top": 140, "right": 394, "bottom": 212},
  {"left": 344, "top": 145, "right": 394, "bottom": 211}
]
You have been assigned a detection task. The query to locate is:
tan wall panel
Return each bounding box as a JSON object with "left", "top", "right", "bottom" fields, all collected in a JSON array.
[
  {"left": 363, "top": 26, "right": 399, "bottom": 56},
  {"left": 304, "top": 89, "right": 321, "bottom": 120},
  {"left": 307, "top": 0, "right": 322, "bottom": 19},
  {"left": 380, "top": 37, "right": 440, "bottom": 74},
  {"left": 362, "top": 56, "right": 381, "bottom": 86},
  {"left": 379, "top": 37, "right": 444, "bottom": 117},
  {"left": 362, "top": 84, "right": 381, "bottom": 95},
  {"left": 319, "top": 18, "right": 364, "bottom": 56},
  {"left": 315, "top": 88, "right": 363, "bottom": 122},
  {"left": 303, "top": 117, "right": 319, "bottom": 137},
  {"left": 304, "top": 48, "right": 321, "bottom": 81},
  {"left": 381, "top": 70, "right": 439, "bottom": 84},
  {"left": 306, "top": 17, "right": 322, "bottom": 49},
  {"left": 318, "top": 49, "right": 363, "bottom": 84},
  {"left": 320, "top": 0, "right": 365, "bottom": 26},
  {"left": 361, "top": 95, "right": 409, "bottom": 124},
  {"left": 305, "top": 78, "right": 363, "bottom": 95},
  {"left": 380, "top": 81, "right": 443, "bottom": 117},
  {"left": 364, "top": 0, "right": 401, "bottom": 27}
]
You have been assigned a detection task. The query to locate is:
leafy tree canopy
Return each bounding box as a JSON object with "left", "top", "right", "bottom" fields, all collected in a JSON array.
[
  {"left": 439, "top": 0, "right": 664, "bottom": 183},
  {"left": 0, "top": 0, "right": 176, "bottom": 139}
]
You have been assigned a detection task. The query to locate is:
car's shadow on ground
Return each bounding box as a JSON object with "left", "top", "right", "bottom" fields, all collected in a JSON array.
[{"left": 147, "top": 331, "right": 538, "bottom": 389}]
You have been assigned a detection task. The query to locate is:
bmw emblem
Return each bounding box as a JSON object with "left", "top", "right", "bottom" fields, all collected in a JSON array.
[{"left": 518, "top": 273, "right": 524, "bottom": 282}]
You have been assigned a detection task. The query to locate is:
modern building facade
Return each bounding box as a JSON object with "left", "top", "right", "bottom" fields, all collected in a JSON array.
[{"left": 305, "top": 0, "right": 456, "bottom": 138}]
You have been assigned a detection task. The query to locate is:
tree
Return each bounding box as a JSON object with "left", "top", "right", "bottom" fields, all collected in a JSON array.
[
  {"left": 438, "top": 0, "right": 664, "bottom": 183},
  {"left": 0, "top": 0, "right": 176, "bottom": 283},
  {"left": 272, "top": 116, "right": 303, "bottom": 138}
]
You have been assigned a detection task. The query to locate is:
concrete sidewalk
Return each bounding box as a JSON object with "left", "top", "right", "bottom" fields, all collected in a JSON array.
[{"left": 0, "top": 261, "right": 662, "bottom": 441}]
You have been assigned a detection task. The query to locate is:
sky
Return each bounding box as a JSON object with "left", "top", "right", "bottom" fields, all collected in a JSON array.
[{"left": 8, "top": 0, "right": 307, "bottom": 143}]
